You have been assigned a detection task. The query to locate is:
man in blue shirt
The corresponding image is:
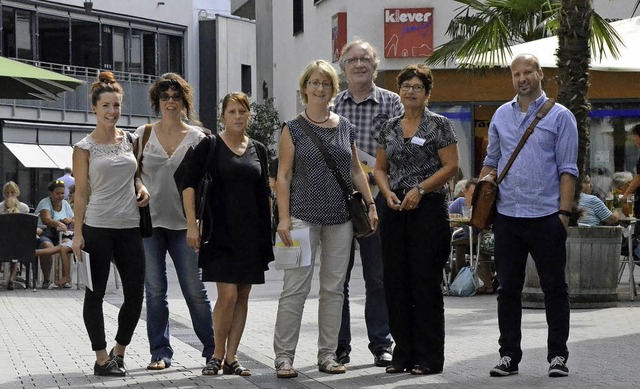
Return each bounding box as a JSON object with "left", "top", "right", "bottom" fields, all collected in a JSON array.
[
  {"left": 480, "top": 54, "right": 578, "bottom": 379},
  {"left": 332, "top": 39, "right": 403, "bottom": 367}
]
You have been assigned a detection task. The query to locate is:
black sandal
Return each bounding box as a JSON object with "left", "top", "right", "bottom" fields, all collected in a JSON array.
[
  {"left": 386, "top": 365, "right": 407, "bottom": 374},
  {"left": 202, "top": 358, "right": 222, "bottom": 375},
  {"left": 410, "top": 364, "right": 442, "bottom": 375},
  {"left": 223, "top": 360, "right": 251, "bottom": 376}
]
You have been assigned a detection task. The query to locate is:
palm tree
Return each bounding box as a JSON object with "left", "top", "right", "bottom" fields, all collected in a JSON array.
[{"left": 426, "top": 0, "right": 627, "bottom": 173}]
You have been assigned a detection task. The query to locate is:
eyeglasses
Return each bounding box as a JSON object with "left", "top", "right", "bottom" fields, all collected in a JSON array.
[
  {"left": 345, "top": 56, "right": 372, "bottom": 66},
  {"left": 400, "top": 83, "right": 425, "bottom": 93},
  {"left": 159, "top": 94, "right": 183, "bottom": 102},
  {"left": 307, "top": 80, "right": 332, "bottom": 90},
  {"left": 55, "top": 180, "right": 65, "bottom": 185}
]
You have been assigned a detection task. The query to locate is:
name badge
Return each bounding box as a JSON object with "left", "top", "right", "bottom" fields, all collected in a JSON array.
[{"left": 410, "top": 136, "right": 426, "bottom": 146}]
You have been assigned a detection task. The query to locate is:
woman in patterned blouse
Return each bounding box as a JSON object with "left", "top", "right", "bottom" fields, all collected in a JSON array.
[
  {"left": 374, "top": 64, "right": 459, "bottom": 376},
  {"left": 273, "top": 59, "right": 377, "bottom": 378}
]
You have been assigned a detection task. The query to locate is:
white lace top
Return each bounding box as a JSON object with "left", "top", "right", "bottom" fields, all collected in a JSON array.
[{"left": 74, "top": 133, "right": 139, "bottom": 229}]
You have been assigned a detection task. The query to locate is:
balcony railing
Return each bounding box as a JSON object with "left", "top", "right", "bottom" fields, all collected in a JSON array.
[{"left": 0, "top": 58, "right": 158, "bottom": 118}]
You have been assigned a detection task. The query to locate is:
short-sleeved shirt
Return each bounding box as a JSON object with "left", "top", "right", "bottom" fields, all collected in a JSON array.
[
  {"left": 135, "top": 124, "right": 205, "bottom": 230},
  {"left": 0, "top": 201, "right": 29, "bottom": 214},
  {"left": 333, "top": 85, "right": 404, "bottom": 157},
  {"left": 448, "top": 197, "right": 467, "bottom": 214},
  {"left": 287, "top": 116, "right": 355, "bottom": 225},
  {"left": 578, "top": 192, "right": 613, "bottom": 226},
  {"left": 378, "top": 108, "right": 458, "bottom": 195},
  {"left": 34, "top": 197, "right": 74, "bottom": 228},
  {"left": 74, "top": 133, "right": 139, "bottom": 229}
]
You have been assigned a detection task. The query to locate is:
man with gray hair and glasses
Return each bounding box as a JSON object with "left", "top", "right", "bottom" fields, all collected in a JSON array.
[{"left": 332, "top": 38, "right": 403, "bottom": 367}]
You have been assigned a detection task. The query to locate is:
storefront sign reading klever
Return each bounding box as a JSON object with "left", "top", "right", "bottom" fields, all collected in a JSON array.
[{"left": 383, "top": 8, "right": 434, "bottom": 58}]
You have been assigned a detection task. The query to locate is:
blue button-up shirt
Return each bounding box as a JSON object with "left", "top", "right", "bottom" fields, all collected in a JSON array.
[{"left": 483, "top": 92, "right": 579, "bottom": 218}]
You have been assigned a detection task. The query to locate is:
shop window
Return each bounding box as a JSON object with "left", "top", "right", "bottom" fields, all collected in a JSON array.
[
  {"left": 71, "top": 20, "right": 100, "bottom": 68},
  {"left": 15, "top": 9, "right": 34, "bottom": 59},
  {"left": 293, "top": 0, "right": 303, "bottom": 35},
  {"left": 113, "top": 28, "right": 126, "bottom": 72},
  {"left": 2, "top": 7, "right": 16, "bottom": 57},
  {"left": 241, "top": 64, "right": 251, "bottom": 96},
  {"left": 38, "top": 14, "right": 70, "bottom": 65},
  {"left": 168, "top": 35, "right": 183, "bottom": 74}
]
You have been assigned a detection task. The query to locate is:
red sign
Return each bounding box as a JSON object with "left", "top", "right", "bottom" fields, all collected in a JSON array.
[
  {"left": 332, "top": 12, "right": 347, "bottom": 63},
  {"left": 383, "top": 8, "right": 434, "bottom": 58}
]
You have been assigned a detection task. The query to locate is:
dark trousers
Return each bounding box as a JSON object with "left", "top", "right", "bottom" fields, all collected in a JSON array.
[
  {"left": 493, "top": 213, "right": 570, "bottom": 364},
  {"left": 338, "top": 193, "right": 392, "bottom": 356},
  {"left": 82, "top": 225, "right": 146, "bottom": 351},
  {"left": 379, "top": 192, "right": 451, "bottom": 370}
]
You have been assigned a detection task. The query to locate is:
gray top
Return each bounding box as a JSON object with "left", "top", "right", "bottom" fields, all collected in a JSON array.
[
  {"left": 74, "top": 133, "right": 139, "bottom": 229},
  {"left": 135, "top": 124, "right": 205, "bottom": 230}
]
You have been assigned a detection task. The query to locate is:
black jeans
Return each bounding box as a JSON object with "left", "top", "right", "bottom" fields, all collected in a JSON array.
[
  {"left": 493, "top": 213, "right": 570, "bottom": 364},
  {"left": 82, "top": 225, "right": 145, "bottom": 351},
  {"left": 379, "top": 191, "right": 451, "bottom": 370}
]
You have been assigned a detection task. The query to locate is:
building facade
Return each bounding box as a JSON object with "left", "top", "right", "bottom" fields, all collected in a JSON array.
[
  {"left": 263, "top": 0, "right": 640, "bottom": 181},
  {"left": 0, "top": 0, "right": 257, "bottom": 207}
]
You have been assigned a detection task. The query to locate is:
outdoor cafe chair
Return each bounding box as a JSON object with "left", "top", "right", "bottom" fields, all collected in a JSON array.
[{"left": 0, "top": 213, "right": 38, "bottom": 290}]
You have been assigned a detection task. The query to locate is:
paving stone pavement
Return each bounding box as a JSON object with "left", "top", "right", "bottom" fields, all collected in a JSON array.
[{"left": 1, "top": 255, "right": 640, "bottom": 389}]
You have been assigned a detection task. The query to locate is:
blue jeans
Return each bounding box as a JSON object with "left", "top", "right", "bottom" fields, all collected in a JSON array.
[
  {"left": 338, "top": 194, "right": 393, "bottom": 356},
  {"left": 144, "top": 228, "right": 214, "bottom": 365}
]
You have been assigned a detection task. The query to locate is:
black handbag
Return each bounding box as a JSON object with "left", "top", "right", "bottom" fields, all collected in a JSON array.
[
  {"left": 295, "top": 115, "right": 373, "bottom": 238},
  {"left": 129, "top": 126, "right": 153, "bottom": 238},
  {"left": 173, "top": 134, "right": 218, "bottom": 242}
]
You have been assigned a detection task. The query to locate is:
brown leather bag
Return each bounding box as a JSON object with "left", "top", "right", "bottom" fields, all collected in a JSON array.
[
  {"left": 470, "top": 99, "right": 556, "bottom": 230},
  {"left": 470, "top": 180, "right": 498, "bottom": 230}
]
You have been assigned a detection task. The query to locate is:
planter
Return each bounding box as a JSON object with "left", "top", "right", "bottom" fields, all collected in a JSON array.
[{"left": 522, "top": 226, "right": 622, "bottom": 309}]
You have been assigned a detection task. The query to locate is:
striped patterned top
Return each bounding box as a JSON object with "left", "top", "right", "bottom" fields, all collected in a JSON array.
[{"left": 378, "top": 108, "right": 457, "bottom": 194}]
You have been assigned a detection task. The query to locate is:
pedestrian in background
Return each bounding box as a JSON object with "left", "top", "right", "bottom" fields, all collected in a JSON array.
[
  {"left": 34, "top": 179, "right": 74, "bottom": 288},
  {"left": 480, "top": 54, "right": 577, "bottom": 378},
  {"left": 273, "top": 59, "right": 377, "bottom": 378},
  {"left": 178, "top": 92, "right": 273, "bottom": 376},
  {"left": 333, "top": 38, "right": 401, "bottom": 367},
  {"left": 72, "top": 71, "right": 149, "bottom": 377},
  {"left": 137, "top": 73, "right": 214, "bottom": 372},
  {"left": 374, "top": 63, "right": 458, "bottom": 375},
  {"left": 56, "top": 167, "right": 75, "bottom": 200}
]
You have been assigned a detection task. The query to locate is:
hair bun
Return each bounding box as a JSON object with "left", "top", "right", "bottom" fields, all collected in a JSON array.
[{"left": 98, "top": 71, "right": 116, "bottom": 84}]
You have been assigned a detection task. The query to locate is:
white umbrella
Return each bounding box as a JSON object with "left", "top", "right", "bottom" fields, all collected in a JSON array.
[{"left": 458, "top": 16, "right": 640, "bottom": 72}]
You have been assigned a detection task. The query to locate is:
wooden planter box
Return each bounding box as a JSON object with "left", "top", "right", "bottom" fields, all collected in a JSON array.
[{"left": 522, "top": 226, "right": 622, "bottom": 309}]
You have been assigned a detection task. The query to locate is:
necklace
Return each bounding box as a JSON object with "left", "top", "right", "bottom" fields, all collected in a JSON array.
[{"left": 305, "top": 108, "right": 330, "bottom": 124}]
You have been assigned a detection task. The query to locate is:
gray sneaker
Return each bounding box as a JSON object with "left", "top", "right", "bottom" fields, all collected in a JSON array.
[{"left": 548, "top": 356, "right": 569, "bottom": 377}]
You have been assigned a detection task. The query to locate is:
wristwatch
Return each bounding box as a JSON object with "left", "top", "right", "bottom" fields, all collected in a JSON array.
[{"left": 415, "top": 186, "right": 426, "bottom": 196}]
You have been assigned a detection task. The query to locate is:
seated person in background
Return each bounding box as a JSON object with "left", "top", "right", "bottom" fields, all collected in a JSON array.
[
  {"left": 578, "top": 174, "right": 619, "bottom": 226},
  {"left": 1, "top": 182, "right": 31, "bottom": 290},
  {"left": 452, "top": 179, "right": 468, "bottom": 200},
  {"left": 590, "top": 168, "right": 611, "bottom": 201},
  {"left": 449, "top": 179, "right": 475, "bottom": 215},
  {"left": 448, "top": 179, "right": 493, "bottom": 293},
  {"left": 35, "top": 180, "right": 74, "bottom": 289},
  {"left": 611, "top": 171, "right": 634, "bottom": 216}
]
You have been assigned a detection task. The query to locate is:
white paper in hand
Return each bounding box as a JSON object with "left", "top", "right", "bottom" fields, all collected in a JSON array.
[
  {"left": 274, "top": 227, "right": 312, "bottom": 270},
  {"left": 77, "top": 250, "right": 93, "bottom": 291}
]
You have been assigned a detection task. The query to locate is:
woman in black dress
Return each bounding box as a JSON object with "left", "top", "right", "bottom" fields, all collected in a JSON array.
[{"left": 178, "top": 92, "right": 273, "bottom": 376}]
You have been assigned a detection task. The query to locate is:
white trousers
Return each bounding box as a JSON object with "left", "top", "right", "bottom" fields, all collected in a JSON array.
[{"left": 273, "top": 218, "right": 353, "bottom": 365}]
